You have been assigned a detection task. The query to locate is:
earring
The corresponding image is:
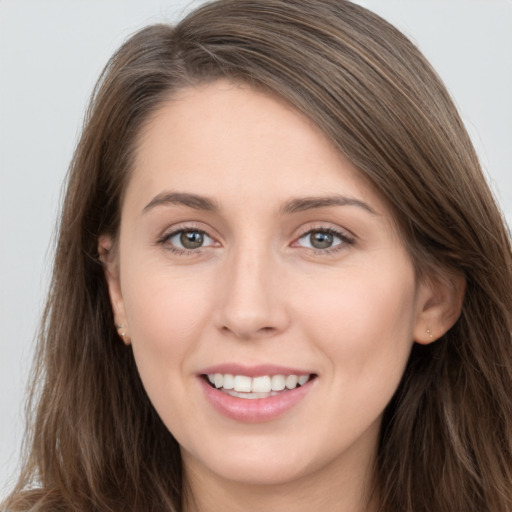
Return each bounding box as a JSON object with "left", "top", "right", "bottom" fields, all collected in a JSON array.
[
  {"left": 116, "top": 323, "right": 129, "bottom": 343},
  {"left": 426, "top": 328, "right": 434, "bottom": 340}
]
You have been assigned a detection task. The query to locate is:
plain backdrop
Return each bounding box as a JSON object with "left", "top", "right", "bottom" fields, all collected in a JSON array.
[{"left": 1, "top": 0, "right": 511, "bottom": 497}]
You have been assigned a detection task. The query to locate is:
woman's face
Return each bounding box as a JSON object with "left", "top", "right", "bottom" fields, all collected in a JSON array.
[{"left": 103, "top": 81, "right": 436, "bottom": 490}]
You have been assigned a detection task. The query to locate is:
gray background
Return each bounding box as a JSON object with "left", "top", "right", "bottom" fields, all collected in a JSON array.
[{"left": 1, "top": 0, "right": 511, "bottom": 497}]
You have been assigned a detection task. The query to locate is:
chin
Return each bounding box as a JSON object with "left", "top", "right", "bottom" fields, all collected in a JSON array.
[
  {"left": 210, "top": 458, "right": 309, "bottom": 486},
  {"left": 182, "top": 436, "right": 326, "bottom": 487}
]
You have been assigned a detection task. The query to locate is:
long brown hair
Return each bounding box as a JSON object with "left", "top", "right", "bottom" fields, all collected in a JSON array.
[{"left": 4, "top": 1, "right": 512, "bottom": 510}]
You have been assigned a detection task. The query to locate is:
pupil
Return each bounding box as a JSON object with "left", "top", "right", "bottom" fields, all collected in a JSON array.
[
  {"left": 311, "top": 231, "right": 333, "bottom": 249},
  {"left": 180, "top": 231, "right": 203, "bottom": 249}
]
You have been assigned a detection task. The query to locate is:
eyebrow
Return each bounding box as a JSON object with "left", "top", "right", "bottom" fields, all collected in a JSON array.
[
  {"left": 142, "top": 191, "right": 376, "bottom": 216},
  {"left": 280, "top": 195, "right": 377, "bottom": 215},
  {"left": 143, "top": 192, "right": 220, "bottom": 214}
]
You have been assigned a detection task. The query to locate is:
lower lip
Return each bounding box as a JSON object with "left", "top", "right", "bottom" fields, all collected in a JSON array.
[{"left": 199, "top": 377, "right": 315, "bottom": 423}]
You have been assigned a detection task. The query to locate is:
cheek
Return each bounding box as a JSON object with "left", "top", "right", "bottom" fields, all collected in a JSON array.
[
  {"left": 120, "top": 262, "right": 221, "bottom": 443},
  {"left": 294, "top": 257, "right": 418, "bottom": 389},
  {"left": 120, "top": 259, "right": 215, "bottom": 388},
  {"left": 288, "top": 260, "right": 418, "bottom": 455}
]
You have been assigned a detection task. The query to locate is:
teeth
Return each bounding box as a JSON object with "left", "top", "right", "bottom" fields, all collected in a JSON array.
[
  {"left": 271, "top": 375, "right": 286, "bottom": 391},
  {"left": 206, "top": 373, "right": 312, "bottom": 393},
  {"left": 233, "top": 375, "right": 252, "bottom": 392},
  {"left": 252, "top": 376, "right": 271, "bottom": 393},
  {"left": 298, "top": 375, "right": 310, "bottom": 386},
  {"left": 285, "top": 375, "right": 298, "bottom": 389},
  {"left": 228, "top": 390, "right": 277, "bottom": 399},
  {"left": 223, "top": 374, "right": 234, "bottom": 390}
]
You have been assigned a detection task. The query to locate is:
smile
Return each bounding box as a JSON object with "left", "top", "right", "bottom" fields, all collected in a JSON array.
[
  {"left": 200, "top": 369, "right": 316, "bottom": 422},
  {"left": 206, "top": 373, "right": 312, "bottom": 399}
]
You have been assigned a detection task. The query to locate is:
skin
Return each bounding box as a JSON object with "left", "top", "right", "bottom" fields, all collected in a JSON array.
[{"left": 100, "top": 80, "right": 462, "bottom": 512}]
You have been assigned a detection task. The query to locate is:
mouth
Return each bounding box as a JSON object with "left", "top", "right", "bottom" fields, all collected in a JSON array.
[{"left": 202, "top": 373, "right": 317, "bottom": 400}]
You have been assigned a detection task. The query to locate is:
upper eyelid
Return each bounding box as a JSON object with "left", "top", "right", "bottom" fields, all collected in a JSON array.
[
  {"left": 158, "top": 228, "right": 218, "bottom": 255},
  {"left": 165, "top": 226, "right": 208, "bottom": 237},
  {"left": 294, "top": 223, "right": 355, "bottom": 240},
  {"left": 295, "top": 229, "right": 351, "bottom": 244},
  {"left": 291, "top": 225, "right": 357, "bottom": 252},
  {"left": 156, "top": 222, "right": 355, "bottom": 246},
  {"left": 162, "top": 228, "right": 215, "bottom": 243},
  {"left": 159, "top": 222, "right": 216, "bottom": 239}
]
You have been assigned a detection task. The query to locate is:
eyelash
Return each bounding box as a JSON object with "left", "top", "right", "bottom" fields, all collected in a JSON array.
[
  {"left": 157, "top": 225, "right": 354, "bottom": 256},
  {"left": 294, "top": 226, "right": 355, "bottom": 256},
  {"left": 157, "top": 225, "right": 214, "bottom": 256}
]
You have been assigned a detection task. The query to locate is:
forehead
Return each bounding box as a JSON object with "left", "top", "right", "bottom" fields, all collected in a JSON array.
[{"left": 128, "top": 80, "right": 386, "bottom": 216}]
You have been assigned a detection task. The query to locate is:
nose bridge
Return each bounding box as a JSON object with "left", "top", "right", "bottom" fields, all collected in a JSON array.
[{"left": 216, "top": 237, "right": 287, "bottom": 338}]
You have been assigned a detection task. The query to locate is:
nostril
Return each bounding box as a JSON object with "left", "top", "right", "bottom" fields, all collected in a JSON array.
[{"left": 220, "top": 324, "right": 276, "bottom": 339}]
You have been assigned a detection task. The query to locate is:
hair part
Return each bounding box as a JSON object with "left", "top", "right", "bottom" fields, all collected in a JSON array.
[{"left": 4, "top": 1, "right": 512, "bottom": 511}]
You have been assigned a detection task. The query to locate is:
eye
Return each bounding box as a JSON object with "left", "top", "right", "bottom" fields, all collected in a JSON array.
[
  {"left": 164, "top": 229, "right": 216, "bottom": 250},
  {"left": 295, "top": 228, "right": 350, "bottom": 250}
]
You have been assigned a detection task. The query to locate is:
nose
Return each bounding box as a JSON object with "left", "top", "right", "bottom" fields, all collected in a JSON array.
[{"left": 215, "top": 246, "right": 289, "bottom": 340}]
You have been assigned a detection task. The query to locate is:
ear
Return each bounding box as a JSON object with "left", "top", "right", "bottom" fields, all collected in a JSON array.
[
  {"left": 413, "top": 271, "right": 466, "bottom": 345},
  {"left": 98, "top": 235, "right": 130, "bottom": 345}
]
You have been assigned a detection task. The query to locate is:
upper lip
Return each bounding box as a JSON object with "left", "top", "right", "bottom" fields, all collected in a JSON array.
[{"left": 199, "top": 363, "right": 315, "bottom": 377}]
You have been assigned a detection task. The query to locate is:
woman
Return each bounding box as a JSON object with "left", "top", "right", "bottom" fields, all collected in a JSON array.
[{"left": 3, "top": 0, "right": 512, "bottom": 511}]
